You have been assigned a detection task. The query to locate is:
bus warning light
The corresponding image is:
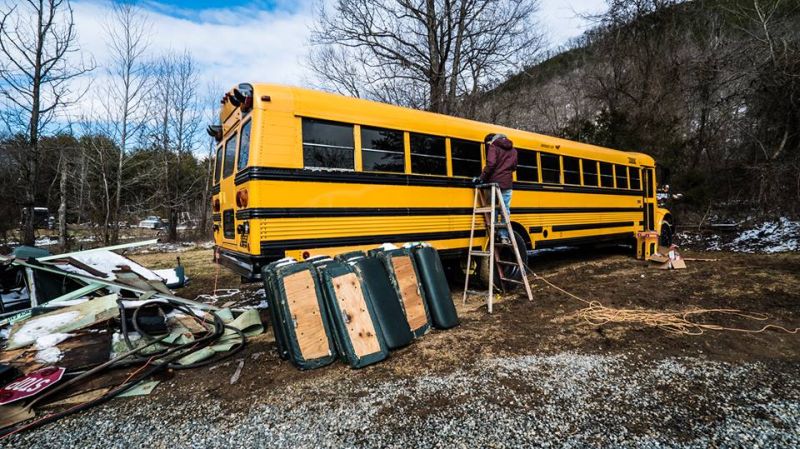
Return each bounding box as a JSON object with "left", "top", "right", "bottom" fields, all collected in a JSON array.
[{"left": 236, "top": 189, "right": 249, "bottom": 208}]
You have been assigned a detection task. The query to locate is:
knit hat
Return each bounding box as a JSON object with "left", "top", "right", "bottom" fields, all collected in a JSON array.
[{"left": 489, "top": 133, "right": 507, "bottom": 144}]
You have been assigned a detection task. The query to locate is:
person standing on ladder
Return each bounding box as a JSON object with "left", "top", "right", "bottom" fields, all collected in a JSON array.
[{"left": 474, "top": 133, "right": 518, "bottom": 245}]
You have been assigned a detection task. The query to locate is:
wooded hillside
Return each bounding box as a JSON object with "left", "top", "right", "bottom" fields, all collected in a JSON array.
[{"left": 470, "top": 0, "right": 800, "bottom": 219}]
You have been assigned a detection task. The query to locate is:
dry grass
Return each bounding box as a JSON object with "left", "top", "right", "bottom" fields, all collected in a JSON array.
[{"left": 129, "top": 248, "right": 241, "bottom": 300}]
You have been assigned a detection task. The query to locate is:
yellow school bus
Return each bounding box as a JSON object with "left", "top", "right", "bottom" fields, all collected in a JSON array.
[{"left": 209, "top": 83, "right": 672, "bottom": 281}]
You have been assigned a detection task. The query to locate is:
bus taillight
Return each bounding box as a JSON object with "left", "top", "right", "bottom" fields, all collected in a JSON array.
[
  {"left": 212, "top": 198, "right": 220, "bottom": 212},
  {"left": 236, "top": 189, "right": 249, "bottom": 208}
]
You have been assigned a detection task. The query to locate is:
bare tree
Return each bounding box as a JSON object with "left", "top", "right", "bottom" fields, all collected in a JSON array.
[
  {"left": 77, "top": 115, "right": 117, "bottom": 244},
  {"left": 199, "top": 80, "right": 222, "bottom": 237},
  {"left": 308, "top": 0, "right": 545, "bottom": 114},
  {"left": 145, "top": 51, "right": 203, "bottom": 242},
  {"left": 103, "top": 0, "right": 151, "bottom": 243},
  {"left": 0, "top": 0, "right": 91, "bottom": 245}
]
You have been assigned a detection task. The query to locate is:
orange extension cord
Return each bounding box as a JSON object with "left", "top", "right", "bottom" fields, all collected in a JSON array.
[{"left": 526, "top": 270, "right": 800, "bottom": 336}]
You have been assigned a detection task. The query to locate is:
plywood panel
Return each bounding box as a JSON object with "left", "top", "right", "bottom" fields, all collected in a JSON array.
[
  {"left": 283, "top": 270, "right": 330, "bottom": 360},
  {"left": 332, "top": 273, "right": 381, "bottom": 358},
  {"left": 391, "top": 256, "right": 428, "bottom": 330}
]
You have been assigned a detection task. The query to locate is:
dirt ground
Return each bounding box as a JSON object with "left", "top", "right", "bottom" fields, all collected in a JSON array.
[
  {"left": 126, "top": 246, "right": 800, "bottom": 403},
  {"left": 6, "top": 246, "right": 799, "bottom": 447}
]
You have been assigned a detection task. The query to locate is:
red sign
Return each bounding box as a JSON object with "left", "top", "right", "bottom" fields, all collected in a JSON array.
[{"left": 0, "top": 366, "right": 65, "bottom": 405}]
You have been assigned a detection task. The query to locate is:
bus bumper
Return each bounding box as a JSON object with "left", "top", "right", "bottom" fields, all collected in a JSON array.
[{"left": 216, "top": 247, "right": 271, "bottom": 281}]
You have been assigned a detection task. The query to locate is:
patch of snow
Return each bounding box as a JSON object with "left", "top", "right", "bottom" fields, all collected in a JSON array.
[
  {"left": 195, "top": 289, "right": 241, "bottom": 302},
  {"left": 728, "top": 218, "right": 799, "bottom": 253},
  {"left": 241, "top": 300, "right": 270, "bottom": 310},
  {"left": 677, "top": 218, "right": 798, "bottom": 253},
  {"left": 130, "top": 241, "right": 208, "bottom": 254},
  {"left": 34, "top": 237, "right": 58, "bottom": 247},
  {"left": 70, "top": 250, "right": 163, "bottom": 281},
  {"left": 379, "top": 243, "right": 399, "bottom": 251},
  {"left": 8, "top": 311, "right": 81, "bottom": 348},
  {"left": 153, "top": 268, "right": 181, "bottom": 285},
  {"left": 34, "top": 332, "right": 73, "bottom": 350},
  {"left": 112, "top": 331, "right": 141, "bottom": 345},
  {"left": 121, "top": 298, "right": 169, "bottom": 309},
  {"left": 35, "top": 346, "right": 63, "bottom": 364},
  {"left": 0, "top": 328, "right": 9, "bottom": 339},
  {"left": 52, "top": 262, "right": 102, "bottom": 279}
]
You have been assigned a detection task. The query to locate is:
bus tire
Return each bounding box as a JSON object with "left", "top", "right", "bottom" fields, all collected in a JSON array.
[
  {"left": 659, "top": 221, "right": 674, "bottom": 247},
  {"left": 477, "top": 230, "right": 528, "bottom": 290}
]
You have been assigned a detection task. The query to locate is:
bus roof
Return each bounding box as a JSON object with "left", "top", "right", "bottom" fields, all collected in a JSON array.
[{"left": 240, "top": 83, "right": 656, "bottom": 167}]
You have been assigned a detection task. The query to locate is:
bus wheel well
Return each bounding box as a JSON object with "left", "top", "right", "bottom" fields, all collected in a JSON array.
[
  {"left": 510, "top": 221, "right": 531, "bottom": 251},
  {"left": 662, "top": 213, "right": 674, "bottom": 227}
]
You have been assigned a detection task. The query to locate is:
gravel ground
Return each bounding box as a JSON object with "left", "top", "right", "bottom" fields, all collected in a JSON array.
[
  {"left": 5, "top": 351, "right": 799, "bottom": 448},
  {"left": 5, "top": 249, "right": 799, "bottom": 448}
]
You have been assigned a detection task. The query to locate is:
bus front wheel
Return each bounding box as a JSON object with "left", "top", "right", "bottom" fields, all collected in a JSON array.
[
  {"left": 659, "top": 221, "right": 674, "bottom": 247},
  {"left": 476, "top": 230, "right": 528, "bottom": 290}
]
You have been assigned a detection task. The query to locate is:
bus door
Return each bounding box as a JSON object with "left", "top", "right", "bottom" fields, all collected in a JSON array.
[{"left": 642, "top": 168, "right": 656, "bottom": 231}]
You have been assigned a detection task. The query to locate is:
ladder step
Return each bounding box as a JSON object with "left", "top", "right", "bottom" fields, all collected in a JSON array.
[
  {"left": 469, "top": 250, "right": 491, "bottom": 257},
  {"left": 495, "top": 260, "right": 520, "bottom": 266},
  {"left": 498, "top": 277, "right": 525, "bottom": 285},
  {"left": 475, "top": 207, "right": 494, "bottom": 213}
]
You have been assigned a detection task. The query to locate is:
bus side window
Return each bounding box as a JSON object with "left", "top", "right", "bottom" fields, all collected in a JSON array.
[
  {"left": 629, "top": 167, "right": 641, "bottom": 190},
  {"left": 237, "top": 120, "right": 252, "bottom": 172},
  {"left": 599, "top": 162, "right": 614, "bottom": 188},
  {"left": 563, "top": 156, "right": 581, "bottom": 185},
  {"left": 213, "top": 145, "right": 223, "bottom": 184},
  {"left": 450, "top": 139, "right": 482, "bottom": 177},
  {"left": 615, "top": 164, "right": 629, "bottom": 189},
  {"left": 302, "top": 118, "right": 355, "bottom": 170},
  {"left": 361, "top": 126, "right": 405, "bottom": 173},
  {"left": 540, "top": 153, "right": 560, "bottom": 184},
  {"left": 582, "top": 159, "right": 598, "bottom": 186},
  {"left": 409, "top": 133, "right": 446, "bottom": 176},
  {"left": 516, "top": 149, "right": 539, "bottom": 182},
  {"left": 222, "top": 132, "right": 237, "bottom": 178}
]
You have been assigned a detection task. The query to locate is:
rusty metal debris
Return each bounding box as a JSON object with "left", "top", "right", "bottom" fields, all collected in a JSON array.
[{"left": 0, "top": 240, "right": 263, "bottom": 437}]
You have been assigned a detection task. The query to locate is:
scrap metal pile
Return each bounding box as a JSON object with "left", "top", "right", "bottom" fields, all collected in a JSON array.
[
  {"left": 0, "top": 240, "right": 264, "bottom": 435},
  {"left": 263, "top": 243, "right": 459, "bottom": 370},
  {"left": 0, "top": 239, "right": 461, "bottom": 436}
]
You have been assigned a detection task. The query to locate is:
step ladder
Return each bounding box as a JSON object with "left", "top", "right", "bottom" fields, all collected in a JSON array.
[{"left": 462, "top": 183, "right": 533, "bottom": 313}]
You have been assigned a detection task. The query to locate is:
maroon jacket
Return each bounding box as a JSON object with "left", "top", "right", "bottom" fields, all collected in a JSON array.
[{"left": 480, "top": 137, "right": 517, "bottom": 189}]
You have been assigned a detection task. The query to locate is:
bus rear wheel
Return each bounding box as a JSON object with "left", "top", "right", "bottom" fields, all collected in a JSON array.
[{"left": 476, "top": 230, "right": 528, "bottom": 291}]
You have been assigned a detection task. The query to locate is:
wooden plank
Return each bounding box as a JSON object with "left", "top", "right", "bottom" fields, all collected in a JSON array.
[
  {"left": 390, "top": 256, "right": 428, "bottom": 330},
  {"left": 331, "top": 273, "right": 380, "bottom": 358},
  {"left": 58, "top": 331, "right": 113, "bottom": 371},
  {"left": 282, "top": 270, "right": 330, "bottom": 360}
]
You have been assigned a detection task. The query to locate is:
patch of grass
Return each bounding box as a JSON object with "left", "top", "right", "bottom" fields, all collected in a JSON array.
[{"left": 129, "top": 248, "right": 242, "bottom": 299}]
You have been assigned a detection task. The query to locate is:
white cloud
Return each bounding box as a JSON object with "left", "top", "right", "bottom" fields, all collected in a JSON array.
[{"left": 71, "top": 0, "right": 314, "bottom": 97}]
